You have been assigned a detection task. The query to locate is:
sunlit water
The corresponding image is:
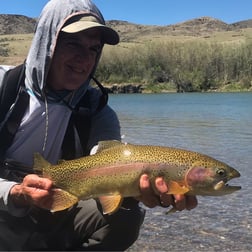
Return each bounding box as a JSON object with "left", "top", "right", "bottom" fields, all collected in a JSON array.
[{"left": 108, "top": 92, "right": 252, "bottom": 252}]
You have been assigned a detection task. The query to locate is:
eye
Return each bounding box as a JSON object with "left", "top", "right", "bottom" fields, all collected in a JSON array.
[
  {"left": 60, "top": 37, "right": 81, "bottom": 50},
  {"left": 66, "top": 41, "right": 80, "bottom": 50},
  {"left": 216, "top": 168, "right": 226, "bottom": 176}
]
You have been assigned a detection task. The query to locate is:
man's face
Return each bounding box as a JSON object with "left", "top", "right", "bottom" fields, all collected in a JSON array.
[{"left": 47, "top": 28, "right": 102, "bottom": 91}]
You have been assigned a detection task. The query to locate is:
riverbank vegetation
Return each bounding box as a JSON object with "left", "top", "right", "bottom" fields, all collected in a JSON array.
[
  {"left": 1, "top": 19, "right": 252, "bottom": 92},
  {"left": 97, "top": 38, "right": 252, "bottom": 92}
]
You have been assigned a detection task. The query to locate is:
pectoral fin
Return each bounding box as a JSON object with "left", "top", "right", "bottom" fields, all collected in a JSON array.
[
  {"left": 167, "top": 181, "right": 189, "bottom": 195},
  {"left": 99, "top": 194, "right": 123, "bottom": 215},
  {"left": 49, "top": 188, "right": 78, "bottom": 212},
  {"left": 96, "top": 140, "right": 123, "bottom": 153}
]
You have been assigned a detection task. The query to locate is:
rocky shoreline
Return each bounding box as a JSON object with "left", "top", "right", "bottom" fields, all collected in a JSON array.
[{"left": 104, "top": 83, "right": 144, "bottom": 94}]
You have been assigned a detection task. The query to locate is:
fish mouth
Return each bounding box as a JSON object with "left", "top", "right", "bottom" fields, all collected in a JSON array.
[
  {"left": 214, "top": 180, "right": 241, "bottom": 193},
  {"left": 213, "top": 170, "right": 241, "bottom": 195}
]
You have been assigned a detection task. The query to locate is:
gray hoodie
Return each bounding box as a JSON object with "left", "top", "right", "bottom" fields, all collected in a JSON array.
[{"left": 0, "top": 0, "right": 121, "bottom": 216}]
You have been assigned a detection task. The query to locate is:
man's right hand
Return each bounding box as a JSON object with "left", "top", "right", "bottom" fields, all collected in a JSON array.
[{"left": 9, "top": 174, "right": 54, "bottom": 209}]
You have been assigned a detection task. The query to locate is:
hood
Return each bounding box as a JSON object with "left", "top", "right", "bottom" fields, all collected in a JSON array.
[{"left": 25, "top": 0, "right": 118, "bottom": 105}]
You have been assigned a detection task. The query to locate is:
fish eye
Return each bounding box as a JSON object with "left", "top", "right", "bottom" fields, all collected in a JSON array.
[{"left": 216, "top": 168, "right": 226, "bottom": 176}]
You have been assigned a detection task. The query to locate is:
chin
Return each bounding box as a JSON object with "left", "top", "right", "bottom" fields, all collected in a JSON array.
[{"left": 69, "top": 84, "right": 84, "bottom": 91}]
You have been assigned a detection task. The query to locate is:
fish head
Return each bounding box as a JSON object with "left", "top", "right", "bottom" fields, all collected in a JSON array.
[{"left": 186, "top": 158, "right": 241, "bottom": 196}]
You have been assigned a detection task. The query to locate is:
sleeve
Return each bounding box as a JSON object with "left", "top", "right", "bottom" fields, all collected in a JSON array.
[
  {"left": 0, "top": 178, "right": 30, "bottom": 217},
  {"left": 87, "top": 104, "right": 121, "bottom": 151},
  {"left": 0, "top": 65, "right": 30, "bottom": 217},
  {"left": 0, "top": 65, "right": 14, "bottom": 88}
]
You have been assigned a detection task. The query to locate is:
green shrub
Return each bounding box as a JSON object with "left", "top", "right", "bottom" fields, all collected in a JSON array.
[{"left": 96, "top": 39, "right": 252, "bottom": 92}]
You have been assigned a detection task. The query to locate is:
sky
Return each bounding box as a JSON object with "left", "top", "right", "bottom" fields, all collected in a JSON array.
[{"left": 1, "top": 0, "right": 252, "bottom": 26}]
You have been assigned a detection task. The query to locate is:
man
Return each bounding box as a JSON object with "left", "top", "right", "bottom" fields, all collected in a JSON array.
[{"left": 0, "top": 0, "right": 197, "bottom": 250}]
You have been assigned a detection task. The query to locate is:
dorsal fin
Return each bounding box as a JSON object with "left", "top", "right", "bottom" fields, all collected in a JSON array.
[{"left": 95, "top": 140, "right": 123, "bottom": 153}]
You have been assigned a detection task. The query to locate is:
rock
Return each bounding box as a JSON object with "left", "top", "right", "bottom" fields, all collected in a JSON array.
[{"left": 105, "top": 84, "right": 143, "bottom": 93}]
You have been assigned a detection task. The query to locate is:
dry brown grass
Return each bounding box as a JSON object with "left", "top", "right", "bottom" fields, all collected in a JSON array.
[
  {"left": 1, "top": 27, "right": 252, "bottom": 66},
  {"left": 0, "top": 33, "right": 32, "bottom": 65}
]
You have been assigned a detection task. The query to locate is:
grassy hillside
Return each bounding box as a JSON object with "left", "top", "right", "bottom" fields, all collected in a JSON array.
[
  {"left": 0, "top": 33, "right": 33, "bottom": 65},
  {"left": 1, "top": 15, "right": 252, "bottom": 64},
  {"left": 1, "top": 15, "right": 252, "bottom": 92}
]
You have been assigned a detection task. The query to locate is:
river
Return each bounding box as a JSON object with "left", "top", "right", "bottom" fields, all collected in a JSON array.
[{"left": 108, "top": 92, "right": 252, "bottom": 252}]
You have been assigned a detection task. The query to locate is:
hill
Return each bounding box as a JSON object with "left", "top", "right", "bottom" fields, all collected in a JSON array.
[
  {"left": 1, "top": 14, "right": 252, "bottom": 39},
  {"left": 108, "top": 17, "right": 232, "bottom": 41},
  {"left": 1, "top": 14, "right": 252, "bottom": 93},
  {"left": 0, "top": 14, "right": 36, "bottom": 35},
  {"left": 232, "top": 19, "right": 252, "bottom": 28}
]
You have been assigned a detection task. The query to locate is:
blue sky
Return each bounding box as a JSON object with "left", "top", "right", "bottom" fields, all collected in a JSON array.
[{"left": 1, "top": 0, "right": 252, "bottom": 25}]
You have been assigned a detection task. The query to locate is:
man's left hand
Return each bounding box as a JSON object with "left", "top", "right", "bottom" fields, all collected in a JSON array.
[{"left": 136, "top": 174, "right": 198, "bottom": 211}]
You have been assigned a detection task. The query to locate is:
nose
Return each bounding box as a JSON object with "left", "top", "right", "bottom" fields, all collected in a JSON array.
[
  {"left": 75, "top": 50, "right": 89, "bottom": 63},
  {"left": 75, "top": 47, "right": 95, "bottom": 64}
]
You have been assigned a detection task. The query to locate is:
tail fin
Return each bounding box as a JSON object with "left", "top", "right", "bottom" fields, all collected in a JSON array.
[
  {"left": 33, "top": 153, "right": 79, "bottom": 211},
  {"left": 33, "top": 152, "right": 51, "bottom": 176}
]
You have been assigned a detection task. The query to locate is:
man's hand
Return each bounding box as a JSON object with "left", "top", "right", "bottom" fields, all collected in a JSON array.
[
  {"left": 9, "top": 174, "right": 55, "bottom": 209},
  {"left": 136, "top": 174, "right": 198, "bottom": 211}
]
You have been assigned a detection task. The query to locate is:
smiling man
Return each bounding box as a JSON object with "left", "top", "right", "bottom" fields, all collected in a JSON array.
[
  {"left": 0, "top": 0, "right": 197, "bottom": 250},
  {"left": 47, "top": 22, "right": 103, "bottom": 91}
]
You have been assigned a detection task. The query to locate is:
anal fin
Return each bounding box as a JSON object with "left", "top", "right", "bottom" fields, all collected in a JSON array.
[{"left": 99, "top": 194, "right": 123, "bottom": 215}]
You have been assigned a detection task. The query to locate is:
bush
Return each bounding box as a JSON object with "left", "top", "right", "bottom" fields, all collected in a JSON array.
[
  {"left": 96, "top": 39, "right": 252, "bottom": 92},
  {"left": 0, "top": 44, "right": 9, "bottom": 56}
]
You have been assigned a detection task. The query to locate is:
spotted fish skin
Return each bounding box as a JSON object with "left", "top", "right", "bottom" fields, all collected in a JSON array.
[{"left": 33, "top": 140, "right": 241, "bottom": 214}]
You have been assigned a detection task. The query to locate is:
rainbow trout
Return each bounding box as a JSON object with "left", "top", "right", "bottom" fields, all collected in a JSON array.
[{"left": 34, "top": 140, "right": 241, "bottom": 214}]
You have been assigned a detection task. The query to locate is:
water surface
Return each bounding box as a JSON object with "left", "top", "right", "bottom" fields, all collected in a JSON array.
[{"left": 108, "top": 92, "right": 252, "bottom": 251}]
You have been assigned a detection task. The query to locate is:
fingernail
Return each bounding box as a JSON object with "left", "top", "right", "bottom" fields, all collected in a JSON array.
[
  {"left": 142, "top": 174, "right": 148, "bottom": 181},
  {"left": 157, "top": 180, "right": 164, "bottom": 187}
]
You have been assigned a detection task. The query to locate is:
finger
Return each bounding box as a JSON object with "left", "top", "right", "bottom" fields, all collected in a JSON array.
[
  {"left": 139, "top": 174, "right": 150, "bottom": 191},
  {"left": 34, "top": 192, "right": 55, "bottom": 209},
  {"left": 24, "top": 174, "right": 53, "bottom": 190},
  {"left": 173, "top": 194, "right": 186, "bottom": 211},
  {"left": 23, "top": 185, "right": 55, "bottom": 208},
  {"left": 137, "top": 174, "right": 160, "bottom": 208},
  {"left": 155, "top": 177, "right": 172, "bottom": 207},
  {"left": 185, "top": 195, "right": 198, "bottom": 210},
  {"left": 22, "top": 175, "right": 53, "bottom": 204},
  {"left": 159, "top": 193, "right": 173, "bottom": 207},
  {"left": 155, "top": 177, "right": 168, "bottom": 194}
]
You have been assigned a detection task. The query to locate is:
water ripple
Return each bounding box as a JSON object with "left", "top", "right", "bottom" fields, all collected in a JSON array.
[{"left": 109, "top": 93, "right": 252, "bottom": 251}]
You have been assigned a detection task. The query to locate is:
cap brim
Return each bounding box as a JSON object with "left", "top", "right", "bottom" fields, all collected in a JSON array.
[{"left": 61, "top": 21, "right": 119, "bottom": 45}]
